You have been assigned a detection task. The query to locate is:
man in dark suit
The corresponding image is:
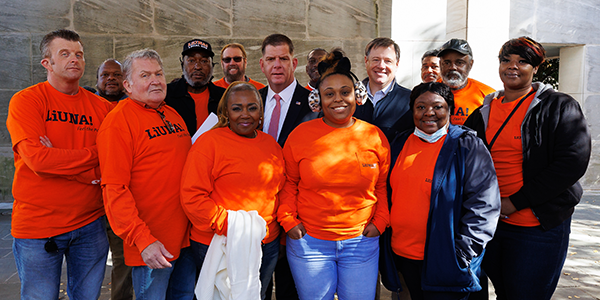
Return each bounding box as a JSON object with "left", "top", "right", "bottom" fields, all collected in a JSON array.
[
  {"left": 354, "top": 37, "right": 413, "bottom": 142},
  {"left": 259, "top": 33, "right": 316, "bottom": 300},
  {"left": 259, "top": 33, "right": 316, "bottom": 147}
]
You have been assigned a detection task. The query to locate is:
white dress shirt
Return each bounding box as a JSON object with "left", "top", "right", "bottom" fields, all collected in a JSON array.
[{"left": 263, "top": 80, "right": 297, "bottom": 141}]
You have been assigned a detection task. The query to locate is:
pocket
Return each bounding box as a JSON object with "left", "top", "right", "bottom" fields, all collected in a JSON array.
[{"left": 356, "top": 151, "right": 380, "bottom": 182}]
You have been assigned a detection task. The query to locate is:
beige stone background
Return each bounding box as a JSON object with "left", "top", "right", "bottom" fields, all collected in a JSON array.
[{"left": 0, "top": 0, "right": 394, "bottom": 200}]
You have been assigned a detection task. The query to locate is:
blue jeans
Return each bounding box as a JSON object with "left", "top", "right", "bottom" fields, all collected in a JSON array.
[
  {"left": 166, "top": 246, "right": 198, "bottom": 300},
  {"left": 189, "top": 238, "right": 279, "bottom": 300},
  {"left": 13, "top": 217, "right": 108, "bottom": 300},
  {"left": 286, "top": 233, "right": 379, "bottom": 300},
  {"left": 482, "top": 218, "right": 571, "bottom": 300},
  {"left": 132, "top": 264, "right": 175, "bottom": 300}
]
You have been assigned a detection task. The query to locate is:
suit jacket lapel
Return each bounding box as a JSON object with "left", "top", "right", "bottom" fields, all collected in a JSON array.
[{"left": 279, "top": 82, "right": 303, "bottom": 143}]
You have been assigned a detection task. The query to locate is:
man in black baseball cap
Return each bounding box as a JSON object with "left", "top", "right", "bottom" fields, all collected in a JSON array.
[
  {"left": 165, "top": 38, "right": 225, "bottom": 136},
  {"left": 438, "top": 38, "right": 495, "bottom": 125}
]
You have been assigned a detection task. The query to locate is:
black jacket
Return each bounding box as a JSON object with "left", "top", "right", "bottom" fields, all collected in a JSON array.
[
  {"left": 259, "top": 82, "right": 318, "bottom": 147},
  {"left": 165, "top": 77, "right": 225, "bottom": 136},
  {"left": 464, "top": 82, "right": 591, "bottom": 230},
  {"left": 354, "top": 78, "right": 413, "bottom": 142}
]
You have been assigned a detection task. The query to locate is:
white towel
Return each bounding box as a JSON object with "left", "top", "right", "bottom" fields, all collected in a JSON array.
[{"left": 196, "top": 210, "right": 267, "bottom": 300}]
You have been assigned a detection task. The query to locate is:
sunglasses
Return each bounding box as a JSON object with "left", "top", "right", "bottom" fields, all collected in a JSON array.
[{"left": 222, "top": 56, "right": 243, "bottom": 63}]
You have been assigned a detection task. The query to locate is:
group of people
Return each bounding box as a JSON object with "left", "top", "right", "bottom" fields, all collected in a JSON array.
[{"left": 6, "top": 28, "right": 591, "bottom": 300}]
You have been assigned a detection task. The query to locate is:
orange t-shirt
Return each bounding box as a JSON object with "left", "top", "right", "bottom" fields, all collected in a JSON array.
[
  {"left": 389, "top": 134, "right": 446, "bottom": 260},
  {"left": 213, "top": 77, "right": 266, "bottom": 90},
  {"left": 451, "top": 78, "right": 495, "bottom": 125},
  {"left": 7, "top": 82, "right": 112, "bottom": 239},
  {"left": 486, "top": 91, "right": 539, "bottom": 227},
  {"left": 180, "top": 127, "right": 285, "bottom": 245},
  {"left": 97, "top": 99, "right": 192, "bottom": 266},
  {"left": 278, "top": 118, "right": 390, "bottom": 241},
  {"left": 190, "top": 89, "right": 210, "bottom": 129}
]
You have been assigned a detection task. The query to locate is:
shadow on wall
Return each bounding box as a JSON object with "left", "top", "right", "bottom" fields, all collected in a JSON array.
[{"left": 0, "top": 155, "right": 15, "bottom": 202}]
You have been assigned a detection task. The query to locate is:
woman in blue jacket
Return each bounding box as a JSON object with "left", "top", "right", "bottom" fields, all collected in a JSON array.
[{"left": 385, "top": 82, "right": 501, "bottom": 300}]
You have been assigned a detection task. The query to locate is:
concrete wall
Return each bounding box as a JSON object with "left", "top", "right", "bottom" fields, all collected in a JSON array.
[
  {"left": 390, "top": 0, "right": 600, "bottom": 191},
  {"left": 509, "top": 0, "right": 600, "bottom": 191},
  {"left": 0, "top": 0, "right": 391, "bottom": 201}
]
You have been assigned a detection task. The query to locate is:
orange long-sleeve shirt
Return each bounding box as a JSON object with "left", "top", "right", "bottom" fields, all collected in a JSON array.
[
  {"left": 213, "top": 77, "right": 266, "bottom": 90},
  {"left": 180, "top": 127, "right": 285, "bottom": 245},
  {"left": 7, "top": 82, "right": 112, "bottom": 239},
  {"left": 97, "top": 99, "right": 192, "bottom": 266},
  {"left": 451, "top": 78, "right": 495, "bottom": 125},
  {"left": 278, "top": 118, "right": 390, "bottom": 241}
]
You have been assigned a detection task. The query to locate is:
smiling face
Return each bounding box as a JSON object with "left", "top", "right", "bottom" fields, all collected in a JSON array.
[
  {"left": 124, "top": 58, "right": 166, "bottom": 108},
  {"left": 499, "top": 54, "right": 538, "bottom": 92},
  {"left": 319, "top": 74, "right": 356, "bottom": 128},
  {"left": 440, "top": 51, "right": 473, "bottom": 90},
  {"left": 260, "top": 44, "right": 298, "bottom": 93},
  {"left": 413, "top": 91, "right": 450, "bottom": 134},
  {"left": 421, "top": 56, "right": 440, "bottom": 83},
  {"left": 182, "top": 50, "right": 213, "bottom": 88},
  {"left": 42, "top": 37, "right": 85, "bottom": 83},
  {"left": 226, "top": 89, "right": 261, "bottom": 138},
  {"left": 96, "top": 60, "right": 124, "bottom": 97},
  {"left": 364, "top": 45, "right": 398, "bottom": 92},
  {"left": 221, "top": 46, "right": 247, "bottom": 83}
]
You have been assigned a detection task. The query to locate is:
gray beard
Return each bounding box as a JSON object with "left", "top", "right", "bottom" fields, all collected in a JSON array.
[{"left": 443, "top": 72, "right": 467, "bottom": 89}]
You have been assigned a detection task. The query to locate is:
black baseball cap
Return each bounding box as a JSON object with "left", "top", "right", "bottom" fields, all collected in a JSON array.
[
  {"left": 182, "top": 39, "right": 214, "bottom": 57},
  {"left": 438, "top": 39, "right": 473, "bottom": 57}
]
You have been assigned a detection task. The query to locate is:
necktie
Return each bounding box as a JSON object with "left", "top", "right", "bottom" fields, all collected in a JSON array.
[{"left": 268, "top": 94, "right": 281, "bottom": 141}]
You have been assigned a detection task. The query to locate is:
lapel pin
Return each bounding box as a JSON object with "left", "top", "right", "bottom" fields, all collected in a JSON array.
[{"left": 296, "top": 101, "right": 301, "bottom": 105}]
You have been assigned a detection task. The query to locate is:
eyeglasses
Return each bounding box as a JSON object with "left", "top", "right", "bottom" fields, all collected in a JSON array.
[
  {"left": 222, "top": 56, "right": 244, "bottom": 63},
  {"left": 156, "top": 110, "right": 175, "bottom": 134}
]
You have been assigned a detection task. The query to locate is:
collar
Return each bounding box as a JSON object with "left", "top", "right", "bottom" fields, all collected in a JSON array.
[
  {"left": 267, "top": 79, "right": 297, "bottom": 103},
  {"left": 366, "top": 80, "right": 394, "bottom": 100}
]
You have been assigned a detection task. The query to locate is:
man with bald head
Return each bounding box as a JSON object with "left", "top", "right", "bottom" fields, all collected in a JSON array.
[
  {"left": 96, "top": 59, "right": 127, "bottom": 102},
  {"left": 305, "top": 48, "right": 328, "bottom": 91}
]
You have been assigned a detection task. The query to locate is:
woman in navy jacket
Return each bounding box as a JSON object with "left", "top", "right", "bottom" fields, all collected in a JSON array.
[
  {"left": 464, "top": 37, "right": 591, "bottom": 300},
  {"left": 384, "top": 82, "right": 501, "bottom": 300}
]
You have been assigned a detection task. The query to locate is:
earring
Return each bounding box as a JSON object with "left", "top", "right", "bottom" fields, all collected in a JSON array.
[
  {"left": 308, "top": 88, "right": 321, "bottom": 113},
  {"left": 354, "top": 81, "right": 367, "bottom": 105},
  {"left": 258, "top": 118, "right": 262, "bottom": 125}
]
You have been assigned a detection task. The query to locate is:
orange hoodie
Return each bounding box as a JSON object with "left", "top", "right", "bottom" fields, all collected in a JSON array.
[
  {"left": 278, "top": 118, "right": 390, "bottom": 241},
  {"left": 7, "top": 82, "right": 112, "bottom": 239}
]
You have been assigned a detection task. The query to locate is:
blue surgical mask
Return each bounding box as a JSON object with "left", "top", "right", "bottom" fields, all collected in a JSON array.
[{"left": 413, "top": 122, "right": 448, "bottom": 143}]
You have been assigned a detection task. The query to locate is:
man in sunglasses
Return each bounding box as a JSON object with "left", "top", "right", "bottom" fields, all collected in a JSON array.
[
  {"left": 165, "top": 39, "right": 225, "bottom": 136},
  {"left": 213, "top": 43, "right": 266, "bottom": 90}
]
